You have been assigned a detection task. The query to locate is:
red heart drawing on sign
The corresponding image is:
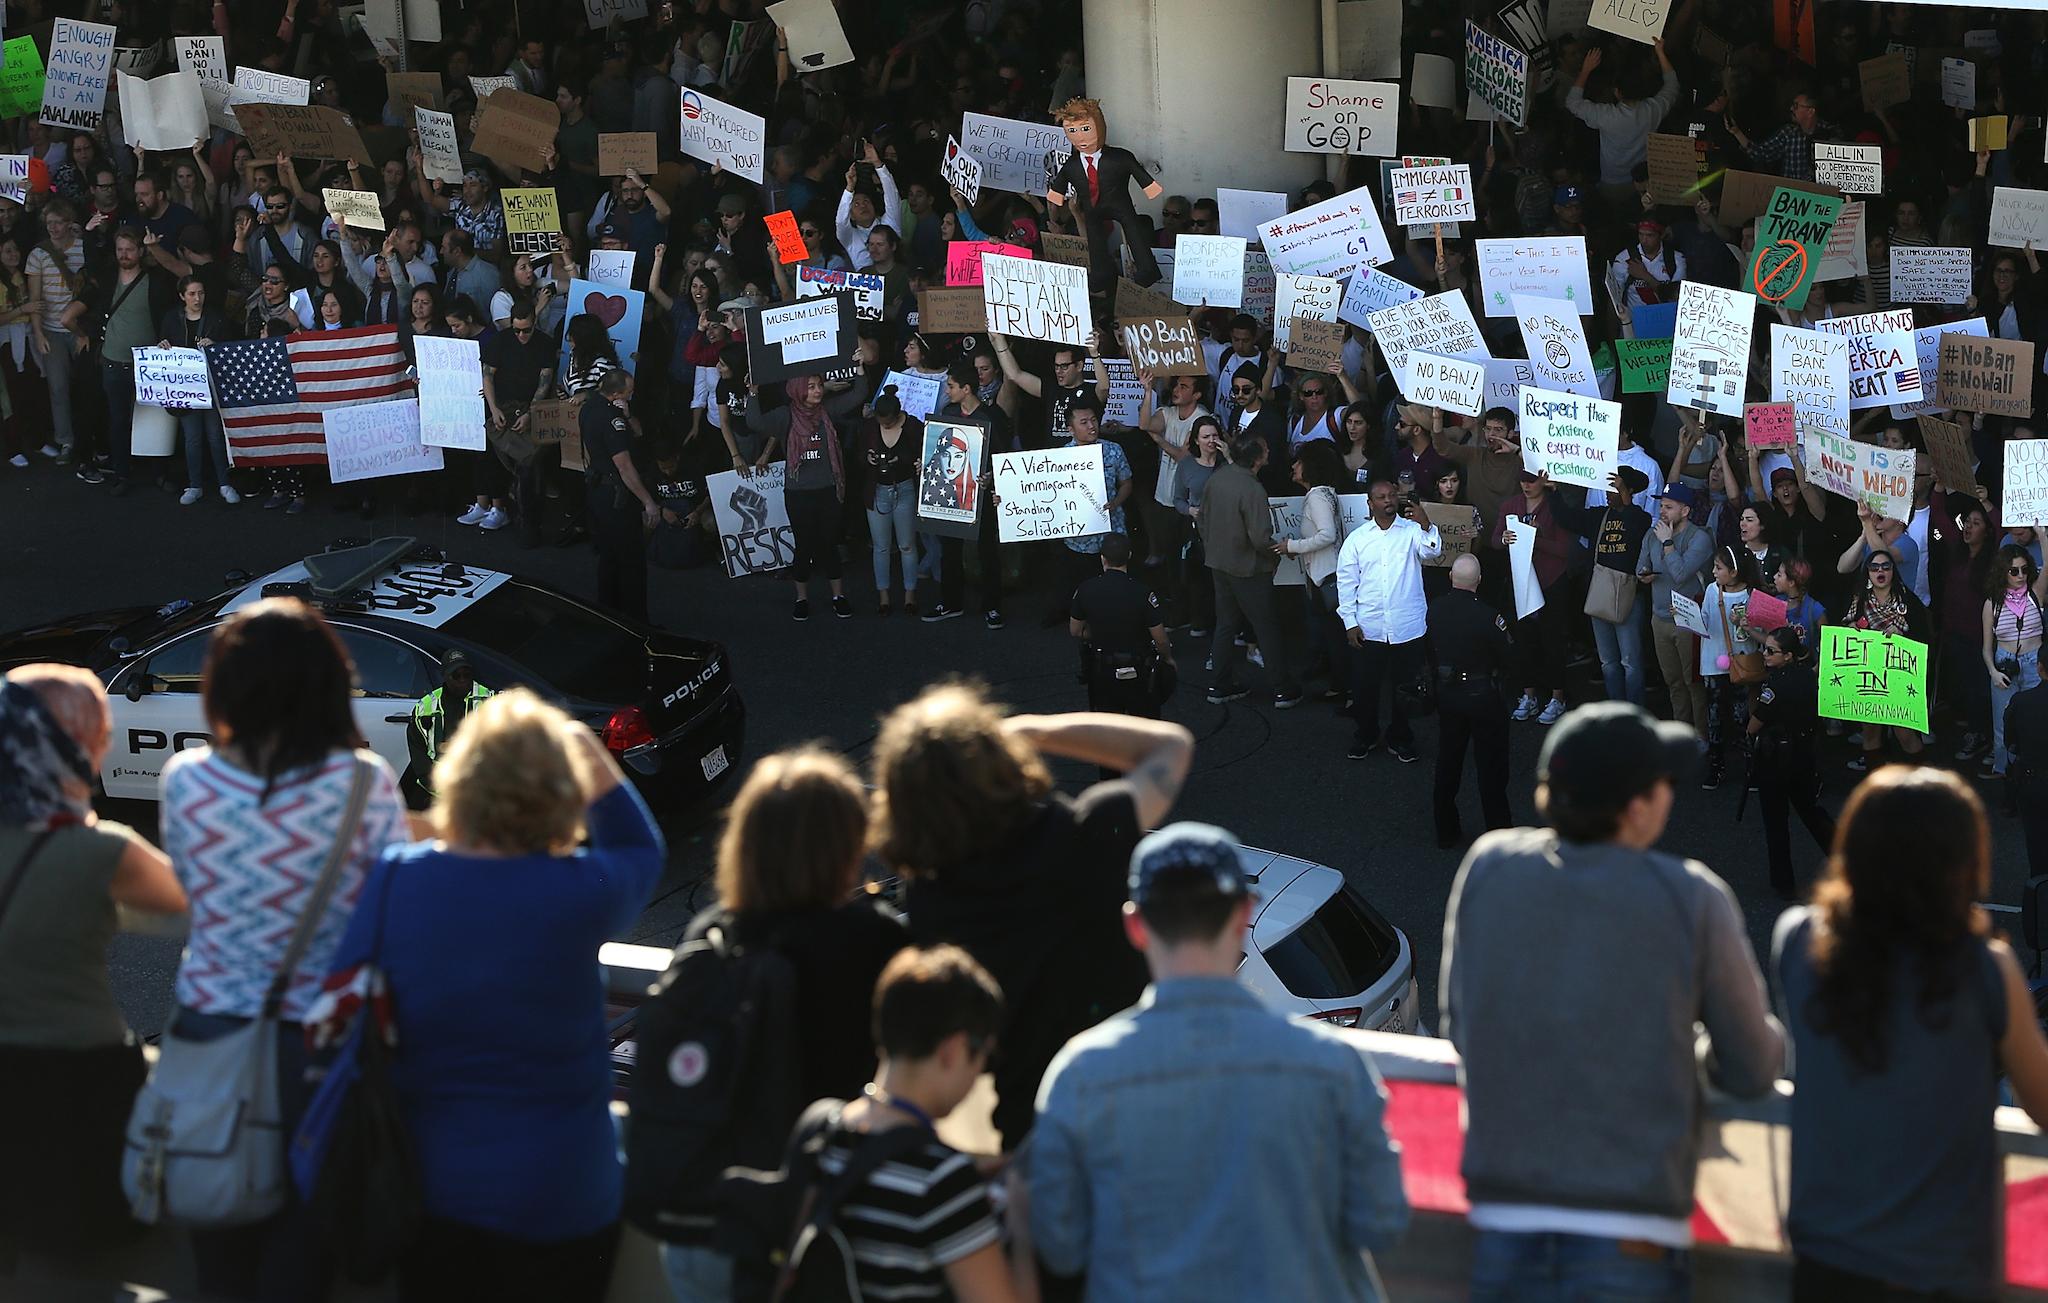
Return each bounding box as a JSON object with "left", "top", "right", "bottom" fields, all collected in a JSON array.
[{"left": 584, "top": 292, "right": 628, "bottom": 327}]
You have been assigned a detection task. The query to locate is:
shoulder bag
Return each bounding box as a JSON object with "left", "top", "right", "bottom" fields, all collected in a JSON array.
[
  {"left": 1717, "top": 590, "right": 1767, "bottom": 685},
  {"left": 122, "top": 756, "right": 374, "bottom": 1228},
  {"left": 1584, "top": 562, "right": 1638, "bottom": 624}
]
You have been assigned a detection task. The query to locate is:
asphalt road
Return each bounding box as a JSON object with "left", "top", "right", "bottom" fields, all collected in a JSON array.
[{"left": 7, "top": 459, "right": 2038, "bottom": 1036}]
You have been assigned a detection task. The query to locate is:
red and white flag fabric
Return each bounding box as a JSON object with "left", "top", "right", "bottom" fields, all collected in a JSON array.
[{"left": 209, "top": 326, "right": 411, "bottom": 467}]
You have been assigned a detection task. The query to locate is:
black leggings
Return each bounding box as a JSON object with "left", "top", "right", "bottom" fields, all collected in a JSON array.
[{"left": 785, "top": 485, "right": 843, "bottom": 584}]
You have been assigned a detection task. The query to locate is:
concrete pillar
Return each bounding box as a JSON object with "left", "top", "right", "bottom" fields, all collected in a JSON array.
[{"left": 1079, "top": 0, "right": 1325, "bottom": 214}]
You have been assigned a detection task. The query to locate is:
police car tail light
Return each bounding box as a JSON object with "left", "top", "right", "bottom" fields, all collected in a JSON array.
[
  {"left": 603, "top": 706, "right": 655, "bottom": 753},
  {"left": 1309, "top": 1007, "right": 1363, "bottom": 1028}
]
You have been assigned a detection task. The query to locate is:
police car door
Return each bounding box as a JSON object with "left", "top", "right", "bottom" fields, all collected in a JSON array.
[
  {"left": 330, "top": 626, "right": 441, "bottom": 780},
  {"left": 104, "top": 629, "right": 216, "bottom": 799}
]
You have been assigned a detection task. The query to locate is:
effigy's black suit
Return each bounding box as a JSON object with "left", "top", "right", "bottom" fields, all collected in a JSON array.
[{"left": 1049, "top": 147, "right": 1160, "bottom": 292}]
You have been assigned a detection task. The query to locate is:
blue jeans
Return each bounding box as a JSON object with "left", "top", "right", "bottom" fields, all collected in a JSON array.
[
  {"left": 916, "top": 529, "right": 944, "bottom": 580},
  {"left": 179, "top": 407, "right": 231, "bottom": 490},
  {"left": 1993, "top": 647, "right": 2042, "bottom": 775},
  {"left": 1471, "top": 1229, "right": 1692, "bottom": 1302},
  {"left": 659, "top": 1242, "right": 732, "bottom": 1303},
  {"left": 867, "top": 481, "right": 918, "bottom": 597},
  {"left": 1593, "top": 607, "right": 1646, "bottom": 705}
]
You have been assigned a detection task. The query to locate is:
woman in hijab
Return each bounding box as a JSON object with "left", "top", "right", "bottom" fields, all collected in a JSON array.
[
  {"left": 0, "top": 665, "right": 186, "bottom": 1263},
  {"left": 747, "top": 374, "right": 863, "bottom": 620}
]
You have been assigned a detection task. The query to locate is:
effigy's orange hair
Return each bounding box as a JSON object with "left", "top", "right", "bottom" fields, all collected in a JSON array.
[{"left": 1052, "top": 96, "right": 1107, "bottom": 138}]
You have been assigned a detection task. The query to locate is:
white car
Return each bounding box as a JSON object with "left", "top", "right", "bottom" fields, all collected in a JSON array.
[{"left": 1235, "top": 847, "right": 1422, "bottom": 1035}]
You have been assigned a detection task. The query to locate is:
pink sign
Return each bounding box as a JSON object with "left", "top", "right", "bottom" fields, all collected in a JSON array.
[
  {"left": 1744, "top": 401, "right": 1797, "bottom": 449},
  {"left": 1745, "top": 590, "right": 1789, "bottom": 631},
  {"left": 945, "top": 240, "right": 1030, "bottom": 287}
]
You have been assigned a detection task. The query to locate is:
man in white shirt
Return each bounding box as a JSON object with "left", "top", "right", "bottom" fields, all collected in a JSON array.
[
  {"left": 1609, "top": 218, "right": 1687, "bottom": 324},
  {"left": 1338, "top": 474, "right": 1442, "bottom": 763}
]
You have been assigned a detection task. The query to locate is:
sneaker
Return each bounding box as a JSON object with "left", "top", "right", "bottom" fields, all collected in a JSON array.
[
  {"left": 1701, "top": 763, "right": 1723, "bottom": 791},
  {"left": 178, "top": 486, "right": 203, "bottom": 505},
  {"left": 261, "top": 492, "right": 288, "bottom": 510},
  {"left": 984, "top": 609, "right": 1004, "bottom": 629},
  {"left": 921, "top": 603, "right": 963, "bottom": 623},
  {"left": 1511, "top": 692, "right": 1539, "bottom": 721},
  {"left": 831, "top": 595, "right": 853, "bottom": 619},
  {"left": 1273, "top": 691, "right": 1303, "bottom": 710},
  {"left": 1388, "top": 740, "right": 1418, "bottom": 764},
  {"left": 1320, "top": 684, "right": 1348, "bottom": 701},
  {"left": 1846, "top": 751, "right": 1875, "bottom": 772},
  {"left": 285, "top": 496, "right": 307, "bottom": 514},
  {"left": 74, "top": 464, "right": 104, "bottom": 485},
  {"left": 1187, "top": 627, "right": 1210, "bottom": 638},
  {"left": 478, "top": 507, "right": 509, "bottom": 530},
  {"left": 6, "top": 453, "right": 25, "bottom": 468},
  {"left": 1206, "top": 683, "right": 1250, "bottom": 704},
  {"left": 1954, "top": 732, "right": 1986, "bottom": 760},
  {"left": 1536, "top": 698, "right": 1567, "bottom": 725},
  {"left": 1348, "top": 736, "right": 1382, "bottom": 760},
  {"left": 457, "top": 503, "right": 489, "bottom": 525},
  {"left": 1247, "top": 646, "right": 1265, "bottom": 668},
  {"left": 219, "top": 484, "right": 241, "bottom": 505},
  {"left": 38, "top": 442, "right": 60, "bottom": 459},
  {"left": 792, "top": 598, "right": 811, "bottom": 621}
]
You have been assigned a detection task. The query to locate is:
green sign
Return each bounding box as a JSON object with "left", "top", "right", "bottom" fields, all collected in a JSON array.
[
  {"left": 0, "top": 38, "right": 43, "bottom": 121},
  {"left": 1616, "top": 338, "right": 1672, "bottom": 394},
  {"left": 1818, "top": 626, "right": 1928, "bottom": 732},
  {"left": 1750, "top": 186, "right": 1845, "bottom": 312}
]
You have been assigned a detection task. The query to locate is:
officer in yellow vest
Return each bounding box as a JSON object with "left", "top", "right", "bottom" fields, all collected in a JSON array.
[{"left": 401, "top": 651, "right": 494, "bottom": 810}]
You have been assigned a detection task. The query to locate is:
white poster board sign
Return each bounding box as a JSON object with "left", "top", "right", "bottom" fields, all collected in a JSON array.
[
  {"left": 1588, "top": 0, "right": 1669, "bottom": 43},
  {"left": 1667, "top": 281, "right": 1755, "bottom": 417},
  {"left": 1257, "top": 184, "right": 1393, "bottom": 280},
  {"left": 982, "top": 252, "right": 1090, "bottom": 345},
  {"left": 1171, "top": 234, "right": 1249, "bottom": 309},
  {"left": 1889, "top": 247, "right": 1971, "bottom": 305},
  {"left": 324, "top": 398, "right": 442, "bottom": 483},
  {"left": 764, "top": 0, "right": 855, "bottom": 71},
  {"left": 229, "top": 66, "right": 310, "bottom": 107},
  {"left": 1218, "top": 188, "right": 1290, "bottom": 243},
  {"left": 1464, "top": 21, "right": 1529, "bottom": 125},
  {"left": 958, "top": 112, "right": 1071, "bottom": 195},
  {"left": 2004, "top": 440, "right": 2048, "bottom": 528},
  {"left": 1338, "top": 264, "right": 1423, "bottom": 327},
  {"left": 585, "top": 249, "right": 635, "bottom": 288},
  {"left": 708, "top": 464, "right": 795, "bottom": 577},
  {"left": 992, "top": 445, "right": 1110, "bottom": 543},
  {"left": 1769, "top": 324, "right": 1850, "bottom": 442},
  {"left": 1802, "top": 428, "right": 1915, "bottom": 520},
  {"left": 1894, "top": 317, "right": 1988, "bottom": 421},
  {"left": 416, "top": 109, "right": 463, "bottom": 185},
  {"left": 1389, "top": 164, "right": 1476, "bottom": 225},
  {"left": 175, "top": 36, "right": 233, "bottom": 133},
  {"left": 797, "top": 264, "right": 886, "bottom": 322},
  {"left": 677, "top": 88, "right": 765, "bottom": 184},
  {"left": 1367, "top": 290, "right": 1489, "bottom": 387},
  {"left": 1813, "top": 308, "right": 1921, "bottom": 410},
  {"left": 413, "top": 335, "right": 486, "bottom": 451},
  {"left": 1814, "top": 200, "right": 1867, "bottom": 281},
  {"left": 41, "top": 19, "right": 117, "bottom": 130},
  {"left": 1506, "top": 522, "right": 1545, "bottom": 618},
  {"left": 1403, "top": 352, "right": 1485, "bottom": 417},
  {"left": 940, "top": 135, "right": 982, "bottom": 205},
  {"left": 1282, "top": 76, "right": 1400, "bottom": 156},
  {"left": 1812, "top": 142, "right": 1881, "bottom": 194},
  {"left": 1272, "top": 273, "right": 1342, "bottom": 352},
  {"left": 1513, "top": 293, "right": 1599, "bottom": 398},
  {"left": 881, "top": 368, "right": 944, "bottom": 422},
  {"left": 132, "top": 347, "right": 212, "bottom": 409},
  {"left": 117, "top": 70, "right": 207, "bottom": 151},
  {"left": 1518, "top": 384, "right": 1621, "bottom": 490},
  {"left": 1989, "top": 187, "right": 2048, "bottom": 251},
  {"left": 1475, "top": 237, "right": 1594, "bottom": 316}
]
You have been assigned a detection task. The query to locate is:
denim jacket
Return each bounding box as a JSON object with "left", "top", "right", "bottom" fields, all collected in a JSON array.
[{"left": 1026, "top": 977, "right": 1408, "bottom": 1302}]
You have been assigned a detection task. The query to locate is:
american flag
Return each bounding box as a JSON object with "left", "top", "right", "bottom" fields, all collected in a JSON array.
[{"left": 210, "top": 326, "right": 411, "bottom": 467}]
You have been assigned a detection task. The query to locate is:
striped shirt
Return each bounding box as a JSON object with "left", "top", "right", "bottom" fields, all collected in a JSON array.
[
  {"left": 25, "top": 240, "right": 84, "bottom": 333},
  {"left": 814, "top": 1124, "right": 1002, "bottom": 1301}
]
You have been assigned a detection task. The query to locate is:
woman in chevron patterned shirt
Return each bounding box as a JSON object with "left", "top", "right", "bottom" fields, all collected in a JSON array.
[{"left": 158, "top": 597, "right": 409, "bottom": 1301}]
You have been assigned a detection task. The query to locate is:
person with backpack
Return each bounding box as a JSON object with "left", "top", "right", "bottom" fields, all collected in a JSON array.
[
  {"left": 628, "top": 747, "right": 908, "bottom": 1303},
  {"left": 1608, "top": 217, "right": 1686, "bottom": 316}
]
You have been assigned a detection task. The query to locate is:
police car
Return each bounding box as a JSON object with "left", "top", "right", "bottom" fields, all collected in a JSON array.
[{"left": 0, "top": 536, "right": 746, "bottom": 812}]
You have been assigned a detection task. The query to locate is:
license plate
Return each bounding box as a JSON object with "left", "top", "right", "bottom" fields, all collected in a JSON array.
[
  {"left": 1380, "top": 1001, "right": 1408, "bottom": 1035},
  {"left": 699, "top": 745, "right": 730, "bottom": 781}
]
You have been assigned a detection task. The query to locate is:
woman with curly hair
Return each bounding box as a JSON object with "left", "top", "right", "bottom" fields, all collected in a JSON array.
[{"left": 1773, "top": 766, "right": 2048, "bottom": 1300}]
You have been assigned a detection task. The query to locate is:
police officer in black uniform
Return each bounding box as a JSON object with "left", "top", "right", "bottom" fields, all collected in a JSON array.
[
  {"left": 1427, "top": 553, "right": 1514, "bottom": 848},
  {"left": 1746, "top": 625, "right": 1836, "bottom": 899},
  {"left": 1071, "top": 534, "right": 1174, "bottom": 720},
  {"left": 579, "top": 369, "right": 660, "bottom": 622}
]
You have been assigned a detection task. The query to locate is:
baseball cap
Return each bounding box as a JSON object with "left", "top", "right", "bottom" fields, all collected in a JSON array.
[
  {"left": 596, "top": 219, "right": 628, "bottom": 242},
  {"left": 441, "top": 649, "right": 473, "bottom": 675},
  {"left": 1553, "top": 184, "right": 1583, "bottom": 206},
  {"left": 1657, "top": 481, "right": 1700, "bottom": 509},
  {"left": 1128, "top": 822, "right": 1250, "bottom": 908},
  {"left": 461, "top": 167, "right": 489, "bottom": 184},
  {"left": 1770, "top": 466, "right": 1797, "bottom": 486},
  {"left": 1538, "top": 702, "right": 1699, "bottom": 817},
  {"left": 717, "top": 294, "right": 761, "bottom": 312}
]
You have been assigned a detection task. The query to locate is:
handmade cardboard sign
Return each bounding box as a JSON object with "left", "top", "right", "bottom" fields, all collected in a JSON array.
[
  {"left": 1464, "top": 22, "right": 1529, "bottom": 125},
  {"left": 597, "top": 132, "right": 657, "bottom": 176},
  {"left": 1121, "top": 316, "right": 1206, "bottom": 377},
  {"left": 1750, "top": 186, "right": 1843, "bottom": 310},
  {"left": 1287, "top": 318, "right": 1347, "bottom": 376},
  {"left": 1802, "top": 428, "right": 1915, "bottom": 520},
  {"left": 1668, "top": 281, "right": 1755, "bottom": 417},
  {"left": 982, "top": 253, "right": 1090, "bottom": 346},
  {"left": 1744, "top": 402, "right": 1796, "bottom": 449},
  {"left": 1645, "top": 133, "right": 1701, "bottom": 204},
  {"left": 323, "top": 188, "right": 386, "bottom": 232},
  {"left": 1818, "top": 627, "right": 1928, "bottom": 732},
  {"left": 1937, "top": 335, "right": 2035, "bottom": 419}
]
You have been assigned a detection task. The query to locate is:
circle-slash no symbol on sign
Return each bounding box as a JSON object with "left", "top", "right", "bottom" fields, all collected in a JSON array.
[{"left": 1753, "top": 239, "right": 1807, "bottom": 303}]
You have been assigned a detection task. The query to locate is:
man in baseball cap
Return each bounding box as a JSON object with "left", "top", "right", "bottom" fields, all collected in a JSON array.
[{"left": 1548, "top": 184, "right": 1586, "bottom": 237}]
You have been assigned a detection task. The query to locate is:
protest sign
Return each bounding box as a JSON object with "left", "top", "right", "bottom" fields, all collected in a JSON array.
[
  {"left": 1744, "top": 402, "right": 1796, "bottom": 449},
  {"left": 1769, "top": 325, "right": 1851, "bottom": 442},
  {"left": 116, "top": 70, "right": 207, "bottom": 151},
  {"left": 993, "top": 446, "right": 1110, "bottom": 543},
  {"left": 1718, "top": 170, "right": 1839, "bottom": 228},
  {"left": 1518, "top": 385, "right": 1621, "bottom": 490},
  {"left": 939, "top": 135, "right": 982, "bottom": 204},
  {"left": 564, "top": 279, "right": 644, "bottom": 374},
  {"left": 233, "top": 104, "right": 370, "bottom": 164},
  {"left": 1744, "top": 591, "right": 1789, "bottom": 632},
  {"left": 881, "top": 369, "right": 944, "bottom": 423},
  {"left": 1171, "top": 234, "right": 1249, "bottom": 308},
  {"left": 0, "top": 37, "right": 45, "bottom": 120},
  {"left": 1410, "top": 54, "right": 1457, "bottom": 108},
  {"left": 1404, "top": 353, "right": 1486, "bottom": 417},
  {"left": 958, "top": 112, "right": 1070, "bottom": 195},
  {"left": 1121, "top": 316, "right": 1206, "bottom": 377},
  {"left": 1282, "top": 76, "right": 1400, "bottom": 156},
  {"left": 585, "top": 249, "right": 635, "bottom": 288},
  {"left": 1271, "top": 273, "right": 1342, "bottom": 352},
  {"left": 1475, "top": 237, "right": 1594, "bottom": 316},
  {"left": 385, "top": 71, "right": 442, "bottom": 116},
  {"left": 468, "top": 75, "right": 515, "bottom": 101},
  {"left": 1367, "top": 291, "right": 1489, "bottom": 387},
  {"left": 1041, "top": 233, "right": 1090, "bottom": 267},
  {"left": 132, "top": 347, "right": 212, "bottom": 409},
  {"left": 918, "top": 287, "right": 986, "bottom": 334},
  {"left": 914, "top": 419, "right": 988, "bottom": 538},
  {"left": 1335, "top": 0, "right": 1404, "bottom": 79},
  {"left": 42, "top": 19, "right": 116, "bottom": 130},
  {"left": 597, "top": 132, "right": 657, "bottom": 176},
  {"left": 1670, "top": 591, "right": 1710, "bottom": 638},
  {"left": 229, "top": 67, "right": 309, "bottom": 108},
  {"left": 1889, "top": 246, "right": 1970, "bottom": 305},
  {"left": 1668, "top": 281, "right": 1755, "bottom": 417},
  {"left": 982, "top": 253, "right": 1090, "bottom": 346},
  {"left": 325, "top": 399, "right": 441, "bottom": 483},
  {"left": 1813, "top": 308, "right": 1919, "bottom": 410},
  {"left": 1803, "top": 429, "right": 1915, "bottom": 520},
  {"left": 1100, "top": 357, "right": 1146, "bottom": 427},
  {"left": 1423, "top": 502, "right": 1484, "bottom": 568},
  {"left": 362, "top": 0, "right": 443, "bottom": 45},
  {"left": 1812, "top": 142, "right": 1881, "bottom": 194},
  {"left": 1937, "top": 335, "right": 2035, "bottom": 419},
  {"left": 1918, "top": 414, "right": 1976, "bottom": 493},
  {"left": 1243, "top": 237, "right": 1273, "bottom": 322},
  {"left": 746, "top": 294, "right": 855, "bottom": 383},
  {"left": 413, "top": 336, "right": 485, "bottom": 451},
  {"left": 945, "top": 240, "right": 1030, "bottom": 288},
  {"left": 474, "top": 91, "right": 564, "bottom": 174},
  {"left": 1818, "top": 627, "right": 1929, "bottom": 732},
  {"left": 1506, "top": 523, "right": 1545, "bottom": 618},
  {"left": 1287, "top": 319, "right": 1348, "bottom": 375},
  {"left": 415, "top": 109, "right": 462, "bottom": 184},
  {"left": 1466, "top": 88, "right": 1500, "bottom": 124},
  {"left": 502, "top": 187, "right": 561, "bottom": 254},
  {"left": 1270, "top": 495, "right": 1370, "bottom": 584},
  {"left": 0, "top": 157, "right": 27, "bottom": 206},
  {"left": 1588, "top": 0, "right": 1669, "bottom": 43},
  {"left": 1644, "top": 133, "right": 1701, "bottom": 204},
  {"left": 1498, "top": 0, "right": 1558, "bottom": 90},
  {"left": 1940, "top": 57, "right": 1974, "bottom": 109},
  {"left": 796, "top": 264, "right": 886, "bottom": 322},
  {"left": 1389, "top": 164, "right": 1475, "bottom": 226},
  {"left": 1514, "top": 294, "right": 1599, "bottom": 398},
  {"left": 1616, "top": 338, "right": 1672, "bottom": 393},
  {"left": 584, "top": 0, "right": 650, "bottom": 27},
  {"left": 1750, "top": 186, "right": 1843, "bottom": 310},
  {"left": 1859, "top": 51, "right": 1911, "bottom": 111},
  {"left": 1464, "top": 22, "right": 1529, "bottom": 125},
  {"left": 2004, "top": 440, "right": 2048, "bottom": 527},
  {"left": 1337, "top": 264, "right": 1422, "bottom": 327},
  {"left": 1969, "top": 116, "right": 2008, "bottom": 152},
  {"left": 708, "top": 465, "right": 795, "bottom": 577},
  {"left": 1815, "top": 200, "right": 1868, "bottom": 281},
  {"left": 677, "top": 88, "right": 765, "bottom": 182},
  {"left": 1218, "top": 188, "right": 1290, "bottom": 243},
  {"left": 1258, "top": 184, "right": 1393, "bottom": 280},
  {"left": 323, "top": 188, "right": 386, "bottom": 232},
  {"left": 1988, "top": 187, "right": 2048, "bottom": 250},
  {"left": 1894, "top": 317, "right": 1987, "bottom": 420},
  {"left": 765, "top": 212, "right": 807, "bottom": 263},
  {"left": 765, "top": 0, "right": 854, "bottom": 71},
  {"left": 1632, "top": 301, "right": 1677, "bottom": 339}
]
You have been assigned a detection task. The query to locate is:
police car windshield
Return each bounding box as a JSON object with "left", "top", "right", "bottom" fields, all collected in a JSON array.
[{"left": 442, "top": 582, "right": 643, "bottom": 703}]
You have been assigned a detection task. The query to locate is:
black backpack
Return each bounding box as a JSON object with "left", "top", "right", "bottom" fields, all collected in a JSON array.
[{"left": 623, "top": 920, "right": 804, "bottom": 1243}]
